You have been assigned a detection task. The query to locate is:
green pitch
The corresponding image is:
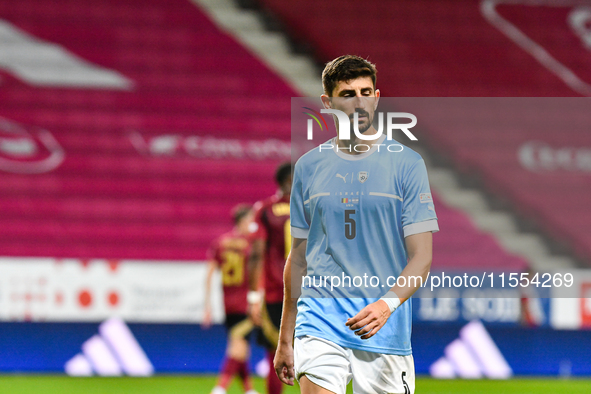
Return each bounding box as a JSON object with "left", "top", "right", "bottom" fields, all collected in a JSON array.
[{"left": 0, "top": 375, "right": 590, "bottom": 394}]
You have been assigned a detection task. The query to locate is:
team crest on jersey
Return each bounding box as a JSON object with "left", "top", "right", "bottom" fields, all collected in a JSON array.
[{"left": 358, "top": 171, "right": 369, "bottom": 183}]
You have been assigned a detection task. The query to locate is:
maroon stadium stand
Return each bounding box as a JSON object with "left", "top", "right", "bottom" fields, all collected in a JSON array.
[
  {"left": 258, "top": 0, "right": 591, "bottom": 96},
  {"left": 0, "top": 0, "right": 527, "bottom": 271},
  {"left": 0, "top": 0, "right": 292, "bottom": 260}
]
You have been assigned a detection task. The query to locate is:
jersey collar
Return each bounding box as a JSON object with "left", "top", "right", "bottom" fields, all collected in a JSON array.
[{"left": 331, "top": 134, "right": 387, "bottom": 161}]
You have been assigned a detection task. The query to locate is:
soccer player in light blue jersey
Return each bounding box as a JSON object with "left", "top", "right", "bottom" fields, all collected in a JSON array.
[{"left": 273, "top": 55, "right": 438, "bottom": 394}]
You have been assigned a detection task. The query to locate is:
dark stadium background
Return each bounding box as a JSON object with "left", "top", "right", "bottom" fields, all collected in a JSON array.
[{"left": 0, "top": 0, "right": 590, "bottom": 392}]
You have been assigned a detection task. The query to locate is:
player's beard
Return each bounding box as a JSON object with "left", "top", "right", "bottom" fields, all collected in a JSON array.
[{"left": 349, "top": 110, "right": 372, "bottom": 134}]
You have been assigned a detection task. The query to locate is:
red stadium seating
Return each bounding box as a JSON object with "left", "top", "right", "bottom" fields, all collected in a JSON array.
[
  {"left": 0, "top": 0, "right": 292, "bottom": 260},
  {"left": 258, "top": 0, "right": 591, "bottom": 96},
  {"left": 0, "top": 0, "right": 528, "bottom": 271}
]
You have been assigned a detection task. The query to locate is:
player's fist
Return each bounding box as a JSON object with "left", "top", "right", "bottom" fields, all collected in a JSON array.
[
  {"left": 345, "top": 300, "right": 391, "bottom": 340},
  {"left": 273, "top": 343, "right": 295, "bottom": 386}
]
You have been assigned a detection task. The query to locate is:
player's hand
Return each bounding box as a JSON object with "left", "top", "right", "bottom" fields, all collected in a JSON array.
[
  {"left": 202, "top": 307, "right": 212, "bottom": 330},
  {"left": 273, "top": 343, "right": 295, "bottom": 386},
  {"left": 248, "top": 301, "right": 262, "bottom": 326},
  {"left": 345, "top": 300, "right": 391, "bottom": 340}
]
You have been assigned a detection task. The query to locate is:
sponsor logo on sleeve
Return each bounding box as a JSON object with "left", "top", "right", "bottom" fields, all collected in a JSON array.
[{"left": 420, "top": 193, "right": 433, "bottom": 203}]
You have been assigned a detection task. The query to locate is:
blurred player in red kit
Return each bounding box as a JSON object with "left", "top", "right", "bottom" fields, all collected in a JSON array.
[
  {"left": 249, "top": 162, "right": 293, "bottom": 394},
  {"left": 204, "top": 204, "right": 259, "bottom": 394}
]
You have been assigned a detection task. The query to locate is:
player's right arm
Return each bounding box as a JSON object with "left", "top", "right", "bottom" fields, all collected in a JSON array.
[{"left": 274, "top": 237, "right": 306, "bottom": 386}]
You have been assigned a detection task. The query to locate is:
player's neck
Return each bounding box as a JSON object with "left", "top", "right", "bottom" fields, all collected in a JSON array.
[{"left": 335, "top": 126, "right": 381, "bottom": 155}]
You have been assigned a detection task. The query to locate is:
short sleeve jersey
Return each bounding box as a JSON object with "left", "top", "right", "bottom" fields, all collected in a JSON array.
[
  {"left": 207, "top": 231, "right": 251, "bottom": 315},
  {"left": 290, "top": 136, "right": 439, "bottom": 355},
  {"left": 251, "top": 193, "right": 290, "bottom": 304}
]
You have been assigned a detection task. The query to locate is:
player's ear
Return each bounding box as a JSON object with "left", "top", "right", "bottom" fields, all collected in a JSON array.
[
  {"left": 320, "top": 94, "right": 332, "bottom": 109},
  {"left": 374, "top": 89, "right": 380, "bottom": 111}
]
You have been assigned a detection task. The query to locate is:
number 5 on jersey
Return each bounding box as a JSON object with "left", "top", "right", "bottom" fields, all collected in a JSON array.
[{"left": 344, "top": 209, "right": 356, "bottom": 239}]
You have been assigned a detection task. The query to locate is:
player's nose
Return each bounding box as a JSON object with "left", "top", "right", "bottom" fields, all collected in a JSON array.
[{"left": 351, "top": 94, "right": 363, "bottom": 108}]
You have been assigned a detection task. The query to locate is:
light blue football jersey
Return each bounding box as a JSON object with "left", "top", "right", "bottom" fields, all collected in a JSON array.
[{"left": 290, "top": 135, "right": 439, "bottom": 355}]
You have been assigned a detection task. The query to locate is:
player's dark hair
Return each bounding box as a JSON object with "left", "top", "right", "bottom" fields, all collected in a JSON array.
[
  {"left": 231, "top": 203, "right": 251, "bottom": 225},
  {"left": 275, "top": 162, "right": 293, "bottom": 186},
  {"left": 322, "top": 55, "right": 377, "bottom": 96}
]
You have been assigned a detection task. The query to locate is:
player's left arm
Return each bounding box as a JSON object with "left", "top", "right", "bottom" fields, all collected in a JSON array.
[
  {"left": 246, "top": 203, "right": 266, "bottom": 325},
  {"left": 388, "top": 231, "right": 432, "bottom": 303},
  {"left": 346, "top": 231, "right": 432, "bottom": 339}
]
